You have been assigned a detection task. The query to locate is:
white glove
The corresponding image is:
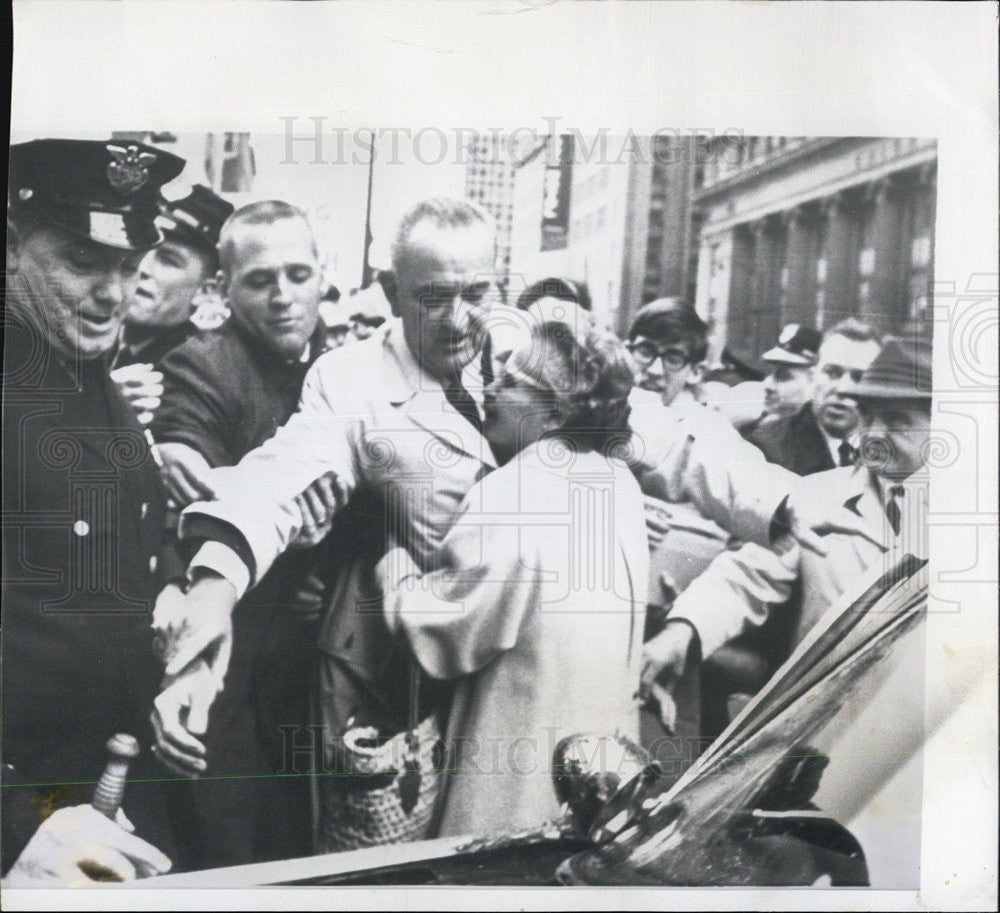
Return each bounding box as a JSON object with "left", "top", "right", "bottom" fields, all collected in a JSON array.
[
  {"left": 1, "top": 805, "right": 171, "bottom": 887},
  {"left": 110, "top": 363, "right": 163, "bottom": 426}
]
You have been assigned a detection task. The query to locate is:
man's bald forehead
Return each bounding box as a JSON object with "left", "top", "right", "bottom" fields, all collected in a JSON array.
[{"left": 393, "top": 219, "right": 495, "bottom": 273}]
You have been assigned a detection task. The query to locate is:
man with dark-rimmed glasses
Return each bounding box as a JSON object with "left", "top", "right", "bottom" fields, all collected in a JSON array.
[{"left": 625, "top": 297, "right": 709, "bottom": 405}]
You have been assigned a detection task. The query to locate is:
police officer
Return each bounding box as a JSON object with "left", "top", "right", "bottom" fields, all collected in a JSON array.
[
  {"left": 115, "top": 184, "right": 233, "bottom": 370},
  {"left": 111, "top": 185, "right": 234, "bottom": 425},
  {"left": 2, "top": 138, "right": 185, "bottom": 874}
]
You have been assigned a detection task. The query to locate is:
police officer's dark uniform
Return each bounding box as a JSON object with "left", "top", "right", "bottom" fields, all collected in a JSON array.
[{"left": 2, "top": 139, "right": 184, "bottom": 872}]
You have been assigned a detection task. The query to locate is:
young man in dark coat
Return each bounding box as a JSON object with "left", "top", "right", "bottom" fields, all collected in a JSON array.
[
  {"left": 742, "top": 319, "right": 882, "bottom": 476},
  {"left": 2, "top": 137, "right": 184, "bottom": 879},
  {"left": 148, "top": 200, "right": 329, "bottom": 870}
]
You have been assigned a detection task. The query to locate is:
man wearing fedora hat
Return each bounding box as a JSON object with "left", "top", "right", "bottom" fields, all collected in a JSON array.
[
  {"left": 3, "top": 137, "right": 184, "bottom": 878},
  {"left": 743, "top": 319, "right": 883, "bottom": 477},
  {"left": 642, "top": 333, "right": 933, "bottom": 720}
]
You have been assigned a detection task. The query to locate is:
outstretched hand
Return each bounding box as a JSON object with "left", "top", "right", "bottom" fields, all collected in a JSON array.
[
  {"left": 110, "top": 363, "right": 163, "bottom": 426},
  {"left": 150, "top": 657, "right": 221, "bottom": 779},
  {"left": 290, "top": 472, "right": 348, "bottom": 547},
  {"left": 643, "top": 496, "right": 673, "bottom": 551},
  {"left": 156, "top": 442, "right": 216, "bottom": 509},
  {"left": 640, "top": 621, "right": 696, "bottom": 733}
]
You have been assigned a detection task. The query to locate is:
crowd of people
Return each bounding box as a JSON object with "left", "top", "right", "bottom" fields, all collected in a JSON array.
[{"left": 2, "top": 137, "right": 931, "bottom": 885}]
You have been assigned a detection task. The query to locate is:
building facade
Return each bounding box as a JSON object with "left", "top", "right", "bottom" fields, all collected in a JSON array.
[
  {"left": 692, "top": 136, "right": 937, "bottom": 368},
  {"left": 501, "top": 134, "right": 699, "bottom": 337},
  {"left": 506, "top": 137, "right": 636, "bottom": 330},
  {"left": 464, "top": 135, "right": 518, "bottom": 294}
]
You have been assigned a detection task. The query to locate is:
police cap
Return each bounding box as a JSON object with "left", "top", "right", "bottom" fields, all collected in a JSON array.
[
  {"left": 9, "top": 138, "right": 186, "bottom": 251},
  {"left": 158, "top": 184, "right": 234, "bottom": 256}
]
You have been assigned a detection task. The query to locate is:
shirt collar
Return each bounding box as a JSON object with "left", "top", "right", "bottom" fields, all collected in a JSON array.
[
  {"left": 380, "top": 318, "right": 432, "bottom": 406},
  {"left": 378, "top": 317, "right": 487, "bottom": 412},
  {"left": 817, "top": 420, "right": 850, "bottom": 465},
  {"left": 873, "top": 472, "right": 926, "bottom": 504}
]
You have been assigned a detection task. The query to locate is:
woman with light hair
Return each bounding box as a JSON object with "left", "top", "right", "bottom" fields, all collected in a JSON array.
[{"left": 377, "top": 302, "right": 648, "bottom": 837}]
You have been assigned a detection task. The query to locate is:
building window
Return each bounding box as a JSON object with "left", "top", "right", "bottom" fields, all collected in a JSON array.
[
  {"left": 814, "top": 216, "right": 829, "bottom": 329},
  {"left": 855, "top": 200, "right": 877, "bottom": 317},
  {"left": 900, "top": 173, "right": 936, "bottom": 324}
]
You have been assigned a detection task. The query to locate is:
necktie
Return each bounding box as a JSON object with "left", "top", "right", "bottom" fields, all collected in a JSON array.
[
  {"left": 885, "top": 484, "right": 904, "bottom": 536},
  {"left": 479, "top": 334, "right": 495, "bottom": 389},
  {"left": 838, "top": 441, "right": 855, "bottom": 467},
  {"left": 443, "top": 378, "right": 483, "bottom": 436}
]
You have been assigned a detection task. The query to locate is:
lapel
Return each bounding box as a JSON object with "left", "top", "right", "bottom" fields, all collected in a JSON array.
[
  {"left": 380, "top": 324, "right": 495, "bottom": 470},
  {"left": 794, "top": 405, "right": 836, "bottom": 474},
  {"left": 840, "top": 466, "right": 894, "bottom": 552}
]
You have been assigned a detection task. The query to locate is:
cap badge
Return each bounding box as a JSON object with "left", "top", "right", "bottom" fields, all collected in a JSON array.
[
  {"left": 107, "top": 144, "right": 158, "bottom": 195},
  {"left": 779, "top": 324, "right": 800, "bottom": 346}
]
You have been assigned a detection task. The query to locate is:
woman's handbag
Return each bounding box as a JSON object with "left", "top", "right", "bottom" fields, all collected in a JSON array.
[{"left": 318, "top": 661, "right": 443, "bottom": 852}]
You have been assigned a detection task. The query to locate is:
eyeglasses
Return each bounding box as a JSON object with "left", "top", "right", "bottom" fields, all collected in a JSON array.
[
  {"left": 820, "top": 364, "right": 866, "bottom": 384},
  {"left": 626, "top": 340, "right": 690, "bottom": 371}
]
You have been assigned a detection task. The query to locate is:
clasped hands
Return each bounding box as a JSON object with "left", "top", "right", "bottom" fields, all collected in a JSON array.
[
  {"left": 150, "top": 574, "right": 236, "bottom": 778},
  {"left": 149, "top": 471, "right": 347, "bottom": 776}
]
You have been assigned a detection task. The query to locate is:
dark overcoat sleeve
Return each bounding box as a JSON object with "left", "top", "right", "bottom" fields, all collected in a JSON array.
[{"left": 152, "top": 335, "right": 239, "bottom": 467}]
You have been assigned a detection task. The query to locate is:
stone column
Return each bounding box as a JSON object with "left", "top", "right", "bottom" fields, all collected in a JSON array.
[
  {"left": 818, "top": 190, "right": 861, "bottom": 330},
  {"left": 780, "top": 203, "right": 820, "bottom": 328},
  {"left": 904, "top": 162, "right": 937, "bottom": 329},
  {"left": 750, "top": 215, "right": 784, "bottom": 360},
  {"left": 858, "top": 177, "right": 905, "bottom": 334},
  {"left": 725, "top": 223, "right": 756, "bottom": 357}
]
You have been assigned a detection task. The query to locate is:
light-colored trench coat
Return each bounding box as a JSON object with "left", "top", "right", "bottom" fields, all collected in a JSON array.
[
  {"left": 380, "top": 441, "right": 649, "bottom": 837},
  {"left": 669, "top": 464, "right": 930, "bottom": 658},
  {"left": 179, "top": 320, "right": 799, "bottom": 833}
]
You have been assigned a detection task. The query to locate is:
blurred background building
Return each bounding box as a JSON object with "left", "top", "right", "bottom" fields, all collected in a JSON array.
[
  {"left": 465, "top": 135, "right": 517, "bottom": 297},
  {"left": 469, "top": 133, "right": 936, "bottom": 365},
  {"left": 500, "top": 134, "right": 699, "bottom": 337},
  {"left": 692, "top": 136, "right": 937, "bottom": 368},
  {"left": 100, "top": 130, "right": 938, "bottom": 366},
  {"left": 110, "top": 131, "right": 257, "bottom": 200}
]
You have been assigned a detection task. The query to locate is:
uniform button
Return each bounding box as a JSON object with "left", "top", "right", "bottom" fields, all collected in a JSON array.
[
  {"left": 141, "top": 502, "right": 148, "bottom": 519},
  {"left": 72, "top": 520, "right": 90, "bottom": 537},
  {"left": 149, "top": 556, "right": 158, "bottom": 574}
]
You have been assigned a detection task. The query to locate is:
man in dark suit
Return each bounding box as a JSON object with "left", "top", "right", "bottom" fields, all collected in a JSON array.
[
  {"left": 742, "top": 319, "right": 882, "bottom": 476},
  {"left": 2, "top": 138, "right": 184, "bottom": 877},
  {"left": 148, "top": 200, "right": 329, "bottom": 870}
]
